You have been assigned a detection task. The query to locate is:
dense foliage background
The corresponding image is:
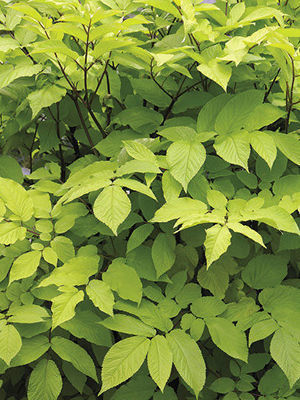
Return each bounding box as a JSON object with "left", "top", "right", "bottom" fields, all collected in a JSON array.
[{"left": 0, "top": 0, "right": 299, "bottom": 399}]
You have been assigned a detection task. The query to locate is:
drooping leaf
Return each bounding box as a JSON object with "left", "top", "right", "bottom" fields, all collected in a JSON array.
[
  {"left": 270, "top": 328, "right": 300, "bottom": 387},
  {"left": 147, "top": 335, "right": 173, "bottom": 392},
  {"left": 100, "top": 336, "right": 150, "bottom": 394},
  {"left": 152, "top": 233, "right": 176, "bottom": 277},
  {"left": 27, "top": 359, "right": 62, "bottom": 400},
  {"left": 250, "top": 131, "right": 277, "bottom": 169},
  {"left": 51, "top": 288, "right": 84, "bottom": 329},
  {"left": 39, "top": 256, "right": 99, "bottom": 287},
  {"left": 101, "top": 314, "right": 156, "bottom": 337},
  {"left": 167, "top": 140, "right": 206, "bottom": 191},
  {"left": 93, "top": 185, "right": 131, "bottom": 235},
  {"left": 214, "top": 131, "right": 250, "bottom": 171},
  {"left": 127, "top": 224, "right": 154, "bottom": 254},
  {"left": 51, "top": 336, "right": 98, "bottom": 381},
  {"left": 9, "top": 250, "right": 41, "bottom": 285},
  {"left": 166, "top": 329, "right": 206, "bottom": 398},
  {"left": 204, "top": 224, "right": 231, "bottom": 268},
  {"left": 0, "top": 178, "right": 33, "bottom": 221},
  {"left": 102, "top": 259, "right": 143, "bottom": 303},
  {"left": 205, "top": 317, "right": 248, "bottom": 362},
  {"left": 11, "top": 335, "right": 50, "bottom": 367},
  {"left": 86, "top": 280, "right": 114, "bottom": 316},
  {"left": 0, "top": 324, "right": 22, "bottom": 365}
]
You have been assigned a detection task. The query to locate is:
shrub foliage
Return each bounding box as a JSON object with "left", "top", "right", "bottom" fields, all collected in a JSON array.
[{"left": 0, "top": 0, "right": 299, "bottom": 399}]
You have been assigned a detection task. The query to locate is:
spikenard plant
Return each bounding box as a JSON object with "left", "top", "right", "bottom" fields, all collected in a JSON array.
[{"left": 0, "top": 0, "right": 299, "bottom": 399}]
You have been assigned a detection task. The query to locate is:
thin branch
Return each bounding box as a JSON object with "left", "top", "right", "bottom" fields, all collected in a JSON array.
[
  {"left": 72, "top": 95, "right": 98, "bottom": 155},
  {"left": 285, "top": 56, "right": 295, "bottom": 134},
  {"left": 29, "top": 124, "right": 38, "bottom": 172},
  {"left": 264, "top": 68, "right": 280, "bottom": 102},
  {"left": 56, "top": 103, "right": 66, "bottom": 182},
  {"left": 150, "top": 58, "right": 173, "bottom": 98}
]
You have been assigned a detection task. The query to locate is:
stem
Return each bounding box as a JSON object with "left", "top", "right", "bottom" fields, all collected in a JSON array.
[
  {"left": 150, "top": 58, "right": 173, "bottom": 98},
  {"left": 285, "top": 56, "right": 295, "bottom": 133},
  {"left": 72, "top": 95, "right": 97, "bottom": 155},
  {"left": 29, "top": 124, "right": 38, "bottom": 172},
  {"left": 56, "top": 103, "right": 66, "bottom": 182},
  {"left": 264, "top": 68, "right": 280, "bottom": 102}
]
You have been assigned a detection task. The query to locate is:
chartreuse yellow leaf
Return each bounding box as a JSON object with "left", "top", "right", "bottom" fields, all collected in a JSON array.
[
  {"left": 204, "top": 224, "right": 231, "bottom": 268},
  {"left": 147, "top": 335, "right": 173, "bottom": 392},
  {"left": 166, "top": 329, "right": 206, "bottom": 398},
  {"left": 27, "top": 359, "right": 62, "bottom": 400},
  {"left": 9, "top": 250, "right": 41, "bottom": 285},
  {"left": 100, "top": 336, "right": 150, "bottom": 394},
  {"left": 0, "top": 178, "right": 33, "bottom": 221},
  {"left": 93, "top": 185, "right": 131, "bottom": 235},
  {"left": 0, "top": 324, "right": 22, "bottom": 365}
]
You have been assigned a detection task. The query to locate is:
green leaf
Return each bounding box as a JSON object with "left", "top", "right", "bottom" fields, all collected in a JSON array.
[
  {"left": 197, "top": 260, "right": 229, "bottom": 299},
  {"left": 51, "top": 336, "right": 98, "bottom": 382},
  {"left": 158, "top": 126, "right": 197, "bottom": 142},
  {"left": 197, "top": 94, "right": 231, "bottom": 133},
  {"left": 0, "top": 37, "right": 19, "bottom": 52},
  {"left": 204, "top": 224, "right": 231, "bottom": 268},
  {"left": 152, "top": 198, "right": 207, "bottom": 223},
  {"left": 140, "top": 0, "right": 181, "bottom": 17},
  {"left": 252, "top": 206, "right": 299, "bottom": 234},
  {"left": 227, "top": 222, "right": 266, "bottom": 248},
  {"left": 166, "top": 329, "right": 206, "bottom": 398},
  {"left": 0, "top": 178, "right": 33, "bottom": 221},
  {"left": 101, "top": 314, "right": 156, "bottom": 337},
  {"left": 86, "top": 280, "right": 114, "bottom": 316},
  {"left": 27, "top": 85, "right": 67, "bottom": 118},
  {"left": 147, "top": 335, "right": 173, "bottom": 392},
  {"left": 11, "top": 335, "right": 50, "bottom": 367},
  {"left": 249, "top": 319, "right": 278, "bottom": 346},
  {"left": 127, "top": 224, "right": 154, "bottom": 254},
  {"left": 31, "top": 39, "right": 78, "bottom": 58},
  {"left": 244, "top": 104, "right": 285, "bottom": 132},
  {"left": 123, "top": 140, "right": 158, "bottom": 164},
  {"left": 93, "top": 185, "right": 131, "bottom": 235},
  {"left": 103, "top": 259, "right": 142, "bottom": 303},
  {"left": 197, "top": 61, "right": 231, "bottom": 92},
  {"left": 273, "top": 133, "right": 300, "bottom": 165},
  {"left": 93, "top": 37, "right": 136, "bottom": 58},
  {"left": 61, "top": 310, "right": 112, "bottom": 347},
  {"left": 210, "top": 377, "right": 235, "bottom": 394},
  {"left": 162, "top": 171, "right": 182, "bottom": 202},
  {"left": 0, "top": 155, "right": 23, "bottom": 184},
  {"left": 0, "top": 324, "right": 22, "bottom": 365},
  {"left": 51, "top": 287, "right": 84, "bottom": 330},
  {"left": 27, "top": 359, "right": 62, "bottom": 400},
  {"left": 215, "top": 90, "right": 264, "bottom": 134},
  {"left": 9, "top": 250, "right": 41, "bottom": 285},
  {"left": 167, "top": 140, "right": 206, "bottom": 191},
  {"left": 259, "top": 286, "right": 300, "bottom": 338},
  {"left": 0, "top": 64, "right": 42, "bottom": 90},
  {"left": 214, "top": 131, "right": 250, "bottom": 171},
  {"left": 110, "top": 373, "right": 156, "bottom": 400},
  {"left": 117, "top": 160, "right": 161, "bottom": 176},
  {"left": 152, "top": 233, "right": 176, "bottom": 278},
  {"left": 205, "top": 317, "right": 248, "bottom": 362},
  {"left": 39, "top": 256, "right": 99, "bottom": 287},
  {"left": 242, "top": 255, "right": 287, "bottom": 289},
  {"left": 0, "top": 223, "right": 26, "bottom": 245},
  {"left": 100, "top": 336, "right": 150, "bottom": 394},
  {"left": 50, "top": 237, "right": 75, "bottom": 263},
  {"left": 62, "top": 361, "right": 86, "bottom": 395},
  {"left": 250, "top": 131, "right": 277, "bottom": 169},
  {"left": 114, "top": 178, "right": 156, "bottom": 200},
  {"left": 270, "top": 328, "right": 300, "bottom": 387},
  {"left": 191, "top": 297, "right": 227, "bottom": 319},
  {"left": 8, "top": 304, "right": 50, "bottom": 323},
  {"left": 207, "top": 190, "right": 227, "bottom": 209}
]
